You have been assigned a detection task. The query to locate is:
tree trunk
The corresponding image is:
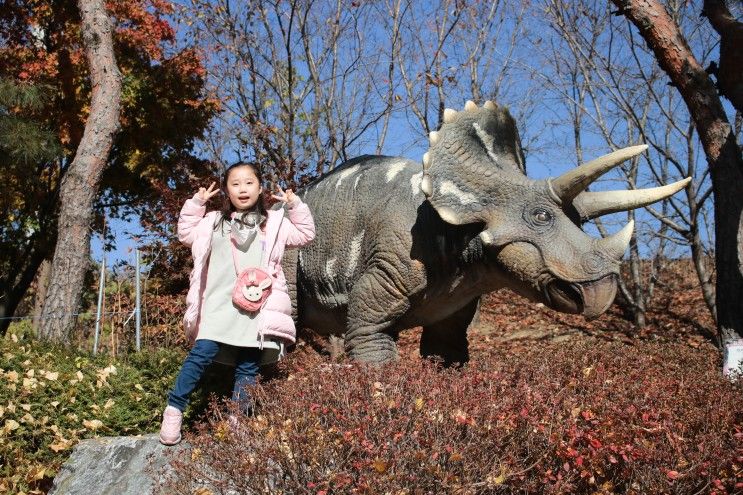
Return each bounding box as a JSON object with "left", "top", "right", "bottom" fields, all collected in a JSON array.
[
  {"left": 38, "top": 0, "right": 121, "bottom": 343},
  {"left": 0, "top": 244, "right": 50, "bottom": 336},
  {"left": 611, "top": 0, "right": 743, "bottom": 346},
  {"left": 32, "top": 259, "right": 51, "bottom": 333},
  {"left": 704, "top": 0, "right": 743, "bottom": 113}
]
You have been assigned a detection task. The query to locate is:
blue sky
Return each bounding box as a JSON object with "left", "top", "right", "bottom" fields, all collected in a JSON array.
[{"left": 91, "top": 0, "right": 720, "bottom": 267}]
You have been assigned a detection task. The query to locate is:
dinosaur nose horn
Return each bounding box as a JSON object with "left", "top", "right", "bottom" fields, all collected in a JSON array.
[
  {"left": 572, "top": 177, "right": 691, "bottom": 221},
  {"left": 598, "top": 220, "right": 635, "bottom": 260},
  {"left": 549, "top": 145, "right": 648, "bottom": 202}
]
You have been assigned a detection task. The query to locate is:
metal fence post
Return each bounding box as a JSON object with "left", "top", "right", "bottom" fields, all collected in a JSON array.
[
  {"left": 93, "top": 257, "right": 105, "bottom": 355},
  {"left": 135, "top": 249, "right": 141, "bottom": 352}
]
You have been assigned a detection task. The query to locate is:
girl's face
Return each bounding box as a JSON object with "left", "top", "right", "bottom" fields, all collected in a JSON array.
[{"left": 226, "top": 166, "right": 262, "bottom": 211}]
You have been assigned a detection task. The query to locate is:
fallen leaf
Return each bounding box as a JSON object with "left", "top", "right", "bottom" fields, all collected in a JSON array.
[
  {"left": 27, "top": 466, "right": 46, "bottom": 481},
  {"left": 373, "top": 458, "right": 388, "bottom": 473},
  {"left": 4, "top": 419, "right": 20, "bottom": 432},
  {"left": 49, "top": 438, "right": 73, "bottom": 452},
  {"left": 82, "top": 419, "right": 104, "bottom": 431}
]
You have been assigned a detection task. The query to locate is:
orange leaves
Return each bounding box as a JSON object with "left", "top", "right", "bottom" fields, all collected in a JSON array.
[
  {"left": 107, "top": 0, "right": 176, "bottom": 60},
  {"left": 372, "top": 458, "right": 389, "bottom": 474}
]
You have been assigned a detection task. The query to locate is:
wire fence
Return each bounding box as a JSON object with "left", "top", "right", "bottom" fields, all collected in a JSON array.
[
  {"left": 4, "top": 248, "right": 186, "bottom": 355},
  {"left": 0, "top": 311, "right": 131, "bottom": 321}
]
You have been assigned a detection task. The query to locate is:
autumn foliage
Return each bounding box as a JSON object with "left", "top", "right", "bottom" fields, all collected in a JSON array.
[
  {"left": 156, "top": 263, "right": 741, "bottom": 495},
  {"left": 0, "top": 0, "right": 215, "bottom": 154},
  {"left": 157, "top": 336, "right": 743, "bottom": 494},
  {"left": 0, "top": 0, "right": 218, "bottom": 334}
]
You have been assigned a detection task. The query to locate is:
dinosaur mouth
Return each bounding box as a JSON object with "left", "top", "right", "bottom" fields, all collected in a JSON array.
[{"left": 545, "top": 274, "right": 617, "bottom": 319}]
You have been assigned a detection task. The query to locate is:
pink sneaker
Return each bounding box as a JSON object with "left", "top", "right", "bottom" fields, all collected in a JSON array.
[{"left": 159, "top": 405, "right": 183, "bottom": 445}]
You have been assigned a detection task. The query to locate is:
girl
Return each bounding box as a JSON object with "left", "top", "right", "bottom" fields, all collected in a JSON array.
[{"left": 159, "top": 162, "right": 315, "bottom": 446}]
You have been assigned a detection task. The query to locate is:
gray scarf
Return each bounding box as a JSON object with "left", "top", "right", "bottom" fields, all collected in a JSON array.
[{"left": 227, "top": 210, "right": 265, "bottom": 248}]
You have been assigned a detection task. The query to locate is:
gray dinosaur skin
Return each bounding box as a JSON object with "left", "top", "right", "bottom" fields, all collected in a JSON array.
[
  {"left": 293, "top": 156, "right": 494, "bottom": 364},
  {"left": 288, "top": 104, "right": 672, "bottom": 364}
]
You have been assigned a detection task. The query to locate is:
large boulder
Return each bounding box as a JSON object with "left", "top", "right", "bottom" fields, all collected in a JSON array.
[{"left": 49, "top": 434, "right": 183, "bottom": 495}]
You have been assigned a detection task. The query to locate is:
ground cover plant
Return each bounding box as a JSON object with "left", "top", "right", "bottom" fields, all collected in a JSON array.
[
  {"left": 0, "top": 334, "right": 184, "bottom": 494},
  {"left": 158, "top": 335, "right": 743, "bottom": 494},
  {"left": 4, "top": 259, "right": 743, "bottom": 494}
]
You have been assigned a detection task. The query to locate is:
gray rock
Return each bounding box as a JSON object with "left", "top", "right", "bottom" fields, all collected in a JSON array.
[{"left": 49, "top": 434, "right": 183, "bottom": 495}]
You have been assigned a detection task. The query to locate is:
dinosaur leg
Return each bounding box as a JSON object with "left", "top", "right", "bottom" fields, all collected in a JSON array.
[
  {"left": 345, "top": 268, "right": 411, "bottom": 364},
  {"left": 419, "top": 297, "right": 479, "bottom": 366}
]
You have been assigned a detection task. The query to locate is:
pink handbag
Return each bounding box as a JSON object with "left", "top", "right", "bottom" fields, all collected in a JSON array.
[{"left": 230, "top": 240, "right": 272, "bottom": 313}]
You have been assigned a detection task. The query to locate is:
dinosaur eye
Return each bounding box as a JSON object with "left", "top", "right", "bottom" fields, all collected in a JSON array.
[{"left": 533, "top": 208, "right": 552, "bottom": 225}]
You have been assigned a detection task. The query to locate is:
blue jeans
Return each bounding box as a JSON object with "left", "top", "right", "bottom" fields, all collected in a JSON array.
[{"left": 168, "top": 339, "right": 261, "bottom": 413}]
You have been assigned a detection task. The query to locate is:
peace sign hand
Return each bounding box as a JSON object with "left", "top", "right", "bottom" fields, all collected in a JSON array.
[
  {"left": 271, "top": 187, "right": 297, "bottom": 205},
  {"left": 196, "top": 182, "right": 220, "bottom": 203}
]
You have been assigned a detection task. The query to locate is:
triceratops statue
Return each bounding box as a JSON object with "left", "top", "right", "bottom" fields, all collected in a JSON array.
[{"left": 289, "top": 100, "right": 689, "bottom": 364}]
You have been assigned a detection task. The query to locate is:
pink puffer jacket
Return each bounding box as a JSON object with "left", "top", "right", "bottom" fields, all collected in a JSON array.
[{"left": 177, "top": 195, "right": 315, "bottom": 344}]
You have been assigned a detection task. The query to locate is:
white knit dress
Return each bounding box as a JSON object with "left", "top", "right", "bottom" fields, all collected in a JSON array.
[{"left": 196, "top": 218, "right": 282, "bottom": 365}]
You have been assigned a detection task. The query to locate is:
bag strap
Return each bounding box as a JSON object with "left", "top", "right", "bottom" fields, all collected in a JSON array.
[
  {"left": 229, "top": 226, "right": 265, "bottom": 276},
  {"left": 229, "top": 239, "right": 242, "bottom": 276}
]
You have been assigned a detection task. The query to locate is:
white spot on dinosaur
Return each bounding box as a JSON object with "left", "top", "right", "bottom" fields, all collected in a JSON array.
[
  {"left": 326, "top": 258, "right": 337, "bottom": 278},
  {"left": 335, "top": 165, "right": 359, "bottom": 190},
  {"left": 385, "top": 161, "right": 407, "bottom": 182},
  {"left": 353, "top": 175, "right": 362, "bottom": 190},
  {"left": 346, "top": 230, "right": 365, "bottom": 277},
  {"left": 410, "top": 171, "right": 423, "bottom": 196},
  {"left": 439, "top": 180, "right": 478, "bottom": 205},
  {"left": 437, "top": 206, "right": 462, "bottom": 224}
]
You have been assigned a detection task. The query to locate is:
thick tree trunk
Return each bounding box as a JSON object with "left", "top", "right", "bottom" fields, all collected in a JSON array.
[
  {"left": 611, "top": 0, "right": 743, "bottom": 346},
  {"left": 0, "top": 243, "right": 50, "bottom": 336},
  {"left": 704, "top": 0, "right": 743, "bottom": 113},
  {"left": 38, "top": 0, "right": 121, "bottom": 342}
]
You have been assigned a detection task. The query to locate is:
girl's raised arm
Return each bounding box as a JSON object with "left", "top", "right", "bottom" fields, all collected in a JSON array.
[
  {"left": 272, "top": 188, "right": 316, "bottom": 248},
  {"left": 178, "top": 182, "right": 219, "bottom": 247}
]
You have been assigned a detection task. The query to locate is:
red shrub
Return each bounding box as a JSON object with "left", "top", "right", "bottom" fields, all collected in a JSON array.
[{"left": 157, "top": 340, "right": 743, "bottom": 494}]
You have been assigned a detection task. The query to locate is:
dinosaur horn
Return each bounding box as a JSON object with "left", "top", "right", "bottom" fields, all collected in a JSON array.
[
  {"left": 549, "top": 145, "right": 648, "bottom": 203},
  {"left": 443, "top": 108, "right": 457, "bottom": 123},
  {"left": 573, "top": 177, "right": 691, "bottom": 221},
  {"left": 422, "top": 152, "right": 431, "bottom": 169},
  {"left": 598, "top": 220, "right": 634, "bottom": 260}
]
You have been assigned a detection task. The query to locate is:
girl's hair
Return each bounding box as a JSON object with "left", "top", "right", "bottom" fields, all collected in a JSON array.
[{"left": 218, "top": 162, "right": 268, "bottom": 229}]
